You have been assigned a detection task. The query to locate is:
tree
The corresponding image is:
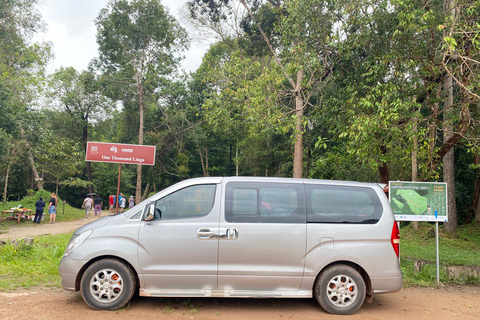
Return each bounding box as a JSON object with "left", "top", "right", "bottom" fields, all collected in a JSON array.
[
  {"left": 440, "top": 0, "right": 480, "bottom": 231},
  {"left": 50, "top": 67, "right": 112, "bottom": 193},
  {"left": 188, "top": 0, "right": 336, "bottom": 178},
  {"left": 200, "top": 48, "right": 292, "bottom": 176},
  {"left": 95, "top": 0, "right": 189, "bottom": 202},
  {"left": 0, "top": 0, "right": 51, "bottom": 193}
]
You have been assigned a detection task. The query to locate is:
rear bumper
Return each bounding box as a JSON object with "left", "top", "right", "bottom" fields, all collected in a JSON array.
[{"left": 371, "top": 274, "right": 403, "bottom": 294}]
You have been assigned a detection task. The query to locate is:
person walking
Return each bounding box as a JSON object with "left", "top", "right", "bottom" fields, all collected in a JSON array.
[
  {"left": 33, "top": 196, "right": 45, "bottom": 224},
  {"left": 109, "top": 193, "right": 114, "bottom": 213},
  {"left": 82, "top": 195, "right": 93, "bottom": 218},
  {"left": 94, "top": 194, "right": 103, "bottom": 217},
  {"left": 119, "top": 193, "right": 126, "bottom": 213},
  {"left": 47, "top": 192, "right": 58, "bottom": 223},
  {"left": 128, "top": 195, "right": 135, "bottom": 209}
]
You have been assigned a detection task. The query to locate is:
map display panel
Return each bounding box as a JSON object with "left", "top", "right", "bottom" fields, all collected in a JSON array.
[{"left": 389, "top": 181, "right": 448, "bottom": 222}]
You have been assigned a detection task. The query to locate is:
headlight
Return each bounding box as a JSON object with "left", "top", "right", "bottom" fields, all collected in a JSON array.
[{"left": 64, "top": 229, "right": 93, "bottom": 256}]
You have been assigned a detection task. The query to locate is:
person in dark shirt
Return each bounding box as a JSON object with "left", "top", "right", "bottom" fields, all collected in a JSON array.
[
  {"left": 94, "top": 194, "right": 103, "bottom": 217},
  {"left": 33, "top": 196, "right": 45, "bottom": 224}
]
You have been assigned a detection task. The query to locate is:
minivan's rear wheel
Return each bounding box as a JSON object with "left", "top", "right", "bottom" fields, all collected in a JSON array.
[
  {"left": 314, "top": 265, "right": 366, "bottom": 315},
  {"left": 80, "top": 259, "right": 136, "bottom": 310}
]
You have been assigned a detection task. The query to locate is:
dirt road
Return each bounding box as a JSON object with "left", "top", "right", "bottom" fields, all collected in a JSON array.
[
  {"left": 0, "top": 285, "right": 479, "bottom": 320},
  {"left": 0, "top": 215, "right": 102, "bottom": 242}
]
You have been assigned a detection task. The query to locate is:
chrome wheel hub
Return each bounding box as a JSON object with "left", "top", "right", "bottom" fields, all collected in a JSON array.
[
  {"left": 326, "top": 274, "right": 358, "bottom": 308},
  {"left": 89, "top": 268, "right": 123, "bottom": 303}
]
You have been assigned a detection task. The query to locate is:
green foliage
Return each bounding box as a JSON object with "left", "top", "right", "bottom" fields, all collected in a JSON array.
[
  {"left": 310, "top": 147, "right": 378, "bottom": 182},
  {"left": 0, "top": 233, "right": 71, "bottom": 291},
  {"left": 13, "top": 189, "right": 52, "bottom": 207},
  {"left": 62, "top": 177, "right": 94, "bottom": 189}
]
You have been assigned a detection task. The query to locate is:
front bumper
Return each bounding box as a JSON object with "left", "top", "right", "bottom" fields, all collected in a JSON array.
[{"left": 59, "top": 256, "right": 88, "bottom": 292}]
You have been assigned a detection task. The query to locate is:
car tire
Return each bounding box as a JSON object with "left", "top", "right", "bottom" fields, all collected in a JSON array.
[
  {"left": 80, "top": 258, "right": 136, "bottom": 310},
  {"left": 314, "top": 264, "right": 366, "bottom": 315}
]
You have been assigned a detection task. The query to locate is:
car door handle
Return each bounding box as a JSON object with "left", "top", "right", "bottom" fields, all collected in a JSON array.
[
  {"left": 218, "top": 228, "right": 238, "bottom": 240},
  {"left": 197, "top": 228, "right": 218, "bottom": 240}
]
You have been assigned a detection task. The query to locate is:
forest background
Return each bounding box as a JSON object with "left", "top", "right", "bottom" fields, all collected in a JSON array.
[{"left": 1, "top": 0, "right": 479, "bottom": 234}]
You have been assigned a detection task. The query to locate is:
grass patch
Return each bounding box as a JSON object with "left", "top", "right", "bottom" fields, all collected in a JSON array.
[
  {"left": 0, "top": 193, "right": 97, "bottom": 231},
  {"left": 0, "top": 233, "right": 72, "bottom": 291},
  {"left": 399, "top": 222, "right": 480, "bottom": 286},
  {"left": 400, "top": 222, "right": 480, "bottom": 266}
]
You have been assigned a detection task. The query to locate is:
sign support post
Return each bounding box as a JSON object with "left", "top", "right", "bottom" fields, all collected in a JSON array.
[
  {"left": 116, "top": 164, "right": 122, "bottom": 214},
  {"left": 436, "top": 221, "right": 440, "bottom": 284}
]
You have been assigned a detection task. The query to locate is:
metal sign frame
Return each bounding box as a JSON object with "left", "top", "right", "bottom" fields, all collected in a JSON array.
[{"left": 389, "top": 181, "right": 448, "bottom": 222}]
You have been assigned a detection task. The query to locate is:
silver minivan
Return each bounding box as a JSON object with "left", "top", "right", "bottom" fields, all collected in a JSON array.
[{"left": 59, "top": 177, "right": 402, "bottom": 315}]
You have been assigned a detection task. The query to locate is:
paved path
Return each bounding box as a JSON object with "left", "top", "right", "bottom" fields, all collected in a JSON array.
[{"left": 0, "top": 215, "right": 103, "bottom": 241}]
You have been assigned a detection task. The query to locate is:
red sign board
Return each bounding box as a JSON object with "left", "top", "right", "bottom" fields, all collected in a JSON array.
[{"left": 86, "top": 142, "right": 156, "bottom": 166}]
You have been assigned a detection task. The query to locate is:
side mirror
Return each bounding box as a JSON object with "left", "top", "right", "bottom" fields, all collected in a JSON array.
[{"left": 145, "top": 203, "right": 156, "bottom": 221}]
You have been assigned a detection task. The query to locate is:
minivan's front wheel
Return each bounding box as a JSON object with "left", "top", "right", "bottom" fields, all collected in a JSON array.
[
  {"left": 80, "top": 259, "right": 136, "bottom": 310},
  {"left": 315, "top": 265, "right": 366, "bottom": 315}
]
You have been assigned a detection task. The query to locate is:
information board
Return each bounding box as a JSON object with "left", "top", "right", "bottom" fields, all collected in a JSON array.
[{"left": 389, "top": 181, "right": 448, "bottom": 222}]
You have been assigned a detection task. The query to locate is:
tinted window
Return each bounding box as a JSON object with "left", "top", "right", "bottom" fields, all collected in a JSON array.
[
  {"left": 232, "top": 189, "right": 258, "bottom": 216},
  {"left": 154, "top": 185, "right": 216, "bottom": 220},
  {"left": 306, "top": 184, "right": 383, "bottom": 224},
  {"left": 226, "top": 182, "right": 305, "bottom": 223}
]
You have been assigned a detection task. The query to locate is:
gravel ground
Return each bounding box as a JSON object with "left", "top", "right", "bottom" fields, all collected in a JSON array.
[{"left": 0, "top": 214, "right": 103, "bottom": 242}]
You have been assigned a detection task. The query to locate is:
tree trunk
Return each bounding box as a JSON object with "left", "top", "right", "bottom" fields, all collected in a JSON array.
[
  {"left": 83, "top": 124, "right": 93, "bottom": 193},
  {"left": 469, "top": 154, "right": 480, "bottom": 223},
  {"left": 412, "top": 115, "right": 419, "bottom": 231},
  {"left": 20, "top": 127, "right": 43, "bottom": 190},
  {"left": 197, "top": 143, "right": 207, "bottom": 177},
  {"left": 236, "top": 142, "right": 239, "bottom": 176},
  {"left": 378, "top": 146, "right": 389, "bottom": 184},
  {"left": 293, "top": 70, "right": 304, "bottom": 179},
  {"left": 142, "top": 182, "right": 150, "bottom": 201},
  {"left": 205, "top": 142, "right": 209, "bottom": 177},
  {"left": 443, "top": 74, "right": 457, "bottom": 233},
  {"left": 476, "top": 183, "right": 480, "bottom": 223},
  {"left": 3, "top": 164, "right": 10, "bottom": 203},
  {"left": 136, "top": 81, "right": 145, "bottom": 204},
  {"left": 86, "top": 162, "right": 93, "bottom": 193}
]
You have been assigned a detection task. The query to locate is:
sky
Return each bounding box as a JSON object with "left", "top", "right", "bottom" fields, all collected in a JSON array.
[{"left": 35, "top": 0, "right": 211, "bottom": 73}]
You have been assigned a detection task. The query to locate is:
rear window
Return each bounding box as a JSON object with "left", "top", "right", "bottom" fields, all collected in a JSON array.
[{"left": 306, "top": 184, "right": 383, "bottom": 224}]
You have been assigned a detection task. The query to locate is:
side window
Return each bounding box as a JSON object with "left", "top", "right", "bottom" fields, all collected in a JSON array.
[
  {"left": 128, "top": 210, "right": 142, "bottom": 220},
  {"left": 226, "top": 182, "right": 305, "bottom": 223},
  {"left": 306, "top": 184, "right": 383, "bottom": 224},
  {"left": 232, "top": 189, "right": 258, "bottom": 216},
  {"left": 153, "top": 185, "right": 216, "bottom": 220}
]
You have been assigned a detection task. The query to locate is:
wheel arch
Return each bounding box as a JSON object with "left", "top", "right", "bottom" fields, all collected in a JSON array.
[
  {"left": 313, "top": 260, "right": 373, "bottom": 303},
  {"left": 74, "top": 255, "right": 140, "bottom": 292}
]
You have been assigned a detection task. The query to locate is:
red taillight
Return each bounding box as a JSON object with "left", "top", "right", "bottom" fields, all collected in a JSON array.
[{"left": 391, "top": 221, "right": 400, "bottom": 258}]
